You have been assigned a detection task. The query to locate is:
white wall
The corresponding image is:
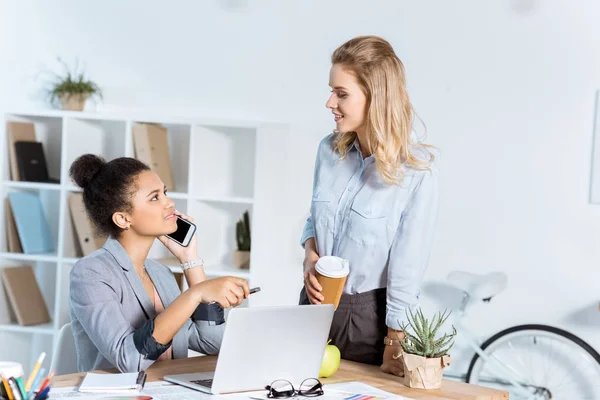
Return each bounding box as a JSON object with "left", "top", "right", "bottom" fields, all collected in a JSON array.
[{"left": 2, "top": 0, "right": 600, "bottom": 373}]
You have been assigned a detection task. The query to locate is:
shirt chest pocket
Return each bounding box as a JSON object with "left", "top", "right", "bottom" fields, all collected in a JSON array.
[
  {"left": 347, "top": 202, "right": 391, "bottom": 246},
  {"left": 311, "top": 192, "right": 335, "bottom": 234}
]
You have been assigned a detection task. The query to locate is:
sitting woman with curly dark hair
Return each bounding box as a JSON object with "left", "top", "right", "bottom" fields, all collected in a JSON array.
[{"left": 69, "top": 154, "right": 250, "bottom": 373}]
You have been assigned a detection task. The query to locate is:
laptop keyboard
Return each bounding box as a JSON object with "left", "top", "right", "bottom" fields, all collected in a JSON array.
[{"left": 190, "top": 378, "right": 213, "bottom": 388}]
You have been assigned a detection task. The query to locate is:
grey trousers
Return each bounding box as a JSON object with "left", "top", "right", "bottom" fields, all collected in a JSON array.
[{"left": 299, "top": 287, "right": 387, "bottom": 365}]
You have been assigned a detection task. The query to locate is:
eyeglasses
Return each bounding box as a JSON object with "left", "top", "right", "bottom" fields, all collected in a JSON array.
[{"left": 265, "top": 378, "right": 324, "bottom": 398}]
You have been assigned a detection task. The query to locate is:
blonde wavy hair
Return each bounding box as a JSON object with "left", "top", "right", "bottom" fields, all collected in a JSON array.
[{"left": 331, "top": 35, "right": 434, "bottom": 184}]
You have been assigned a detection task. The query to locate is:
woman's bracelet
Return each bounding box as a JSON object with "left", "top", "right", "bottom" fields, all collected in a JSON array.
[
  {"left": 383, "top": 336, "right": 404, "bottom": 346},
  {"left": 181, "top": 259, "right": 204, "bottom": 270}
]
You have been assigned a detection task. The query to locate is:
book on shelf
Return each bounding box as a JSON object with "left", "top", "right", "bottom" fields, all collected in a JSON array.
[
  {"left": 132, "top": 123, "right": 175, "bottom": 191},
  {"left": 13, "top": 141, "right": 59, "bottom": 183},
  {"left": 68, "top": 193, "right": 107, "bottom": 257},
  {"left": 4, "top": 198, "right": 23, "bottom": 253},
  {"left": 0, "top": 270, "right": 17, "bottom": 325},
  {"left": 1, "top": 266, "right": 50, "bottom": 326},
  {"left": 6, "top": 121, "right": 37, "bottom": 181},
  {"left": 7, "top": 192, "right": 54, "bottom": 254}
]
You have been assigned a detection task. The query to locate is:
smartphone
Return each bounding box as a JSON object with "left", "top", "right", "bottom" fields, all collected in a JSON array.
[{"left": 166, "top": 216, "right": 197, "bottom": 247}]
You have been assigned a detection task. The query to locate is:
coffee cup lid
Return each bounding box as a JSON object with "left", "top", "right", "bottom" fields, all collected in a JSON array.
[
  {"left": 315, "top": 256, "right": 349, "bottom": 278},
  {"left": 0, "top": 361, "right": 23, "bottom": 378}
]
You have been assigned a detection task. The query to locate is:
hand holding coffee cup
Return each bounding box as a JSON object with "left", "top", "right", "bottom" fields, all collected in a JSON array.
[
  {"left": 314, "top": 256, "right": 350, "bottom": 309},
  {"left": 303, "top": 255, "right": 324, "bottom": 304}
]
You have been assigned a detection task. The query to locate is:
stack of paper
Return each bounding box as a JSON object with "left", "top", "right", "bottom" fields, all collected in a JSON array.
[{"left": 78, "top": 372, "right": 146, "bottom": 394}]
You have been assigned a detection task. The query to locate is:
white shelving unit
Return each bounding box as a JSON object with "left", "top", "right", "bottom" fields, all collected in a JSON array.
[{"left": 0, "top": 109, "right": 288, "bottom": 372}]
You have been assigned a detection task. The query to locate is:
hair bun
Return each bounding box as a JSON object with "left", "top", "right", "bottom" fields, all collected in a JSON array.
[{"left": 69, "top": 154, "right": 106, "bottom": 189}]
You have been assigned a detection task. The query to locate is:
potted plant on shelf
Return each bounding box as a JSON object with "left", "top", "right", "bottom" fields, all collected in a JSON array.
[
  {"left": 396, "top": 308, "right": 456, "bottom": 389},
  {"left": 233, "top": 210, "right": 251, "bottom": 269},
  {"left": 47, "top": 58, "right": 102, "bottom": 111}
]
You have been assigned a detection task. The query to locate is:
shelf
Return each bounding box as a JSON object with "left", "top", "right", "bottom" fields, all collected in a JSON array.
[
  {"left": 194, "top": 195, "right": 253, "bottom": 204},
  {"left": 167, "top": 191, "right": 188, "bottom": 200},
  {"left": 65, "top": 185, "right": 82, "bottom": 192},
  {"left": 0, "top": 322, "right": 56, "bottom": 335},
  {"left": 6, "top": 109, "right": 281, "bottom": 129},
  {"left": 203, "top": 264, "right": 250, "bottom": 279},
  {"left": 2, "top": 181, "right": 61, "bottom": 191},
  {"left": 1, "top": 108, "right": 285, "bottom": 373},
  {"left": 167, "top": 264, "right": 250, "bottom": 279},
  {"left": 0, "top": 252, "right": 59, "bottom": 263}
]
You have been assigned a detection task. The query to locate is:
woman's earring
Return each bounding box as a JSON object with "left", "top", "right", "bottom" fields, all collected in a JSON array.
[{"left": 125, "top": 225, "right": 130, "bottom": 230}]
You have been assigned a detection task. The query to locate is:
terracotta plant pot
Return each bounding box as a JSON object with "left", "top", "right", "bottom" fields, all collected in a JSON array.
[
  {"left": 60, "top": 93, "right": 88, "bottom": 111},
  {"left": 233, "top": 250, "right": 250, "bottom": 269},
  {"left": 401, "top": 352, "right": 453, "bottom": 389}
]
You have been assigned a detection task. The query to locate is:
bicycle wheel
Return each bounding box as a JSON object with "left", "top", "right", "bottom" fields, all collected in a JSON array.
[{"left": 466, "top": 324, "right": 600, "bottom": 400}]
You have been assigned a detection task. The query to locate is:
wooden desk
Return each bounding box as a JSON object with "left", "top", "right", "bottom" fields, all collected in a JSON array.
[{"left": 53, "top": 357, "right": 508, "bottom": 400}]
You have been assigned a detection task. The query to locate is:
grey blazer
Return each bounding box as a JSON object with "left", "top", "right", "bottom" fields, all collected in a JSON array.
[{"left": 70, "top": 237, "right": 225, "bottom": 373}]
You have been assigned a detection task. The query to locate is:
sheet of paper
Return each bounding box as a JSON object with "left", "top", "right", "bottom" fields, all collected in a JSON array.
[
  {"left": 49, "top": 380, "right": 411, "bottom": 400},
  {"left": 248, "top": 381, "right": 411, "bottom": 400},
  {"left": 326, "top": 381, "right": 411, "bottom": 399},
  {"left": 49, "top": 381, "right": 259, "bottom": 399}
]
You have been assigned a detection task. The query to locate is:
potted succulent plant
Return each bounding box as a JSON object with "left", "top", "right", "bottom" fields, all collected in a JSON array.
[
  {"left": 396, "top": 308, "right": 456, "bottom": 389},
  {"left": 233, "top": 210, "right": 251, "bottom": 269},
  {"left": 47, "top": 58, "right": 102, "bottom": 111}
]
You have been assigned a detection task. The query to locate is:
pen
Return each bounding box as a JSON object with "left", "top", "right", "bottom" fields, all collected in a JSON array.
[
  {"left": 209, "top": 287, "right": 260, "bottom": 305},
  {"left": 2, "top": 376, "right": 14, "bottom": 400},
  {"left": 13, "top": 378, "right": 25, "bottom": 400},
  {"left": 33, "top": 386, "right": 49, "bottom": 400},
  {"left": 24, "top": 353, "right": 45, "bottom": 392},
  {"left": 35, "top": 371, "right": 53, "bottom": 395},
  {"left": 7, "top": 379, "right": 19, "bottom": 400},
  {"left": 27, "top": 368, "right": 44, "bottom": 400},
  {"left": 135, "top": 371, "right": 147, "bottom": 391}
]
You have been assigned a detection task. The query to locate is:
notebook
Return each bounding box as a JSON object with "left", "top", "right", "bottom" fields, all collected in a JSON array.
[
  {"left": 132, "top": 123, "right": 175, "bottom": 191},
  {"left": 6, "top": 121, "right": 36, "bottom": 181},
  {"left": 8, "top": 192, "right": 54, "bottom": 254},
  {"left": 13, "top": 141, "right": 57, "bottom": 183},
  {"left": 1, "top": 266, "right": 50, "bottom": 326},
  {"left": 78, "top": 372, "right": 147, "bottom": 393}
]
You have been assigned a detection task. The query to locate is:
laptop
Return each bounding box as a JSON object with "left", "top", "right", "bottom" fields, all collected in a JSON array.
[{"left": 164, "top": 304, "right": 335, "bottom": 395}]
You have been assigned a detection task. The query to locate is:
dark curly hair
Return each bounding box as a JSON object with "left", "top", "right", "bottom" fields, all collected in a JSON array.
[{"left": 69, "top": 154, "right": 150, "bottom": 238}]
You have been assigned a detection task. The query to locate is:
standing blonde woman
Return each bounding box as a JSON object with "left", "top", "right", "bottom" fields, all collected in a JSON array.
[{"left": 300, "top": 36, "right": 438, "bottom": 377}]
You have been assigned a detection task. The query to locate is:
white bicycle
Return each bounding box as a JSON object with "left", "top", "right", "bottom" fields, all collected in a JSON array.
[{"left": 444, "top": 271, "right": 600, "bottom": 400}]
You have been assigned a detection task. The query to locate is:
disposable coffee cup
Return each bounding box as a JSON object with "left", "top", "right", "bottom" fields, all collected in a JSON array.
[{"left": 315, "top": 256, "right": 349, "bottom": 310}]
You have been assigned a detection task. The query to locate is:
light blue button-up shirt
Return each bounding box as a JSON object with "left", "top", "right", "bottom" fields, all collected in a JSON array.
[{"left": 301, "top": 134, "right": 439, "bottom": 330}]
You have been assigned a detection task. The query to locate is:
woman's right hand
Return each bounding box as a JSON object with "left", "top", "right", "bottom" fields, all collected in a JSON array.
[
  {"left": 303, "top": 255, "right": 324, "bottom": 304},
  {"left": 194, "top": 276, "right": 250, "bottom": 308}
]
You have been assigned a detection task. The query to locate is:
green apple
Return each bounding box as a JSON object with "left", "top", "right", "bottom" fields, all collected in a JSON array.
[{"left": 319, "top": 340, "right": 341, "bottom": 378}]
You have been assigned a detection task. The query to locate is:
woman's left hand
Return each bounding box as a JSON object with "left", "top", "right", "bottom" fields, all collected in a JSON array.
[
  {"left": 158, "top": 210, "right": 199, "bottom": 263},
  {"left": 381, "top": 344, "right": 404, "bottom": 377},
  {"left": 381, "top": 329, "right": 405, "bottom": 377}
]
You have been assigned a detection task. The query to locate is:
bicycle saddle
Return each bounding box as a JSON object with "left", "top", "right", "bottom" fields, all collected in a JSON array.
[{"left": 446, "top": 271, "right": 508, "bottom": 301}]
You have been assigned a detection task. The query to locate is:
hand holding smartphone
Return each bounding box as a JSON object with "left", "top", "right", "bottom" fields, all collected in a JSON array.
[{"left": 166, "top": 215, "right": 197, "bottom": 247}]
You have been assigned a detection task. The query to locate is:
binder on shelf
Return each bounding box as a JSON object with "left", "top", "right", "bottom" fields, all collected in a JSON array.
[
  {"left": 4, "top": 198, "right": 23, "bottom": 253},
  {"left": 132, "top": 123, "right": 175, "bottom": 191},
  {"left": 7, "top": 192, "right": 54, "bottom": 254},
  {"left": 6, "top": 122, "right": 37, "bottom": 181},
  {"left": 68, "top": 193, "right": 107, "bottom": 257},
  {"left": 0, "top": 271, "right": 17, "bottom": 325},
  {"left": 14, "top": 141, "right": 58, "bottom": 183},
  {"left": 1, "top": 266, "right": 50, "bottom": 326}
]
